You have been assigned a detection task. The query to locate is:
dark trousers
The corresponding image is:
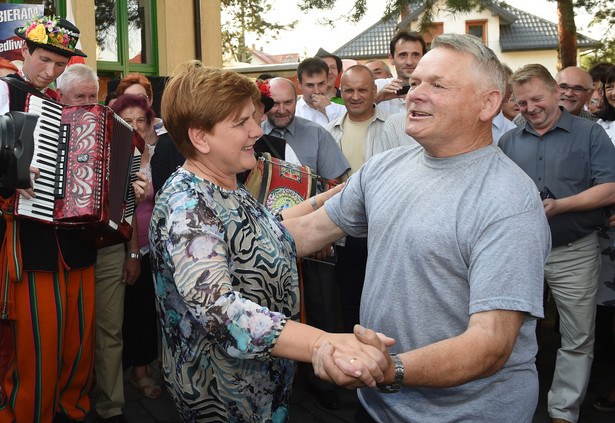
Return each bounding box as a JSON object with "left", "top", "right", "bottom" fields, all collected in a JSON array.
[
  {"left": 301, "top": 258, "right": 340, "bottom": 391},
  {"left": 355, "top": 400, "right": 378, "bottom": 423},
  {"left": 335, "top": 236, "right": 368, "bottom": 332},
  {"left": 123, "top": 253, "right": 158, "bottom": 367}
]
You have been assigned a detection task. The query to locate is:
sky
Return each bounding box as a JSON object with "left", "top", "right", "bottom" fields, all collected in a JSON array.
[{"left": 245, "top": 0, "right": 603, "bottom": 57}]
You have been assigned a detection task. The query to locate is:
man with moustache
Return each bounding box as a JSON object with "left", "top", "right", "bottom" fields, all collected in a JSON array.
[
  {"left": 57, "top": 64, "right": 145, "bottom": 423},
  {"left": 286, "top": 33, "right": 550, "bottom": 423},
  {"left": 295, "top": 57, "right": 345, "bottom": 127},
  {"left": 326, "top": 65, "right": 390, "bottom": 333},
  {"left": 264, "top": 77, "right": 349, "bottom": 179},
  {"left": 499, "top": 63, "right": 615, "bottom": 423},
  {"left": 374, "top": 31, "right": 427, "bottom": 114},
  {"left": 514, "top": 66, "right": 597, "bottom": 126},
  {"left": 263, "top": 76, "right": 349, "bottom": 409},
  {"left": 365, "top": 59, "right": 393, "bottom": 80}
]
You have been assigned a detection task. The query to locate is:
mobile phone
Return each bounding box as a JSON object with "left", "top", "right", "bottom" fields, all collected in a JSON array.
[
  {"left": 539, "top": 186, "right": 556, "bottom": 201},
  {"left": 395, "top": 84, "right": 410, "bottom": 95}
]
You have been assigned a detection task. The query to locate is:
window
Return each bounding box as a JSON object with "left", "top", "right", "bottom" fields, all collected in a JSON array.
[
  {"left": 466, "top": 20, "right": 487, "bottom": 44},
  {"left": 95, "top": 0, "right": 158, "bottom": 76},
  {"left": 422, "top": 22, "right": 443, "bottom": 49}
]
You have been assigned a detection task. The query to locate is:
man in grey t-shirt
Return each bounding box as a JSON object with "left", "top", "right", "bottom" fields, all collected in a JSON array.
[{"left": 283, "top": 34, "right": 550, "bottom": 423}]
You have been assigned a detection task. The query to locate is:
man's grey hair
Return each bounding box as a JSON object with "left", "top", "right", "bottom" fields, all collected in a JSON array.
[
  {"left": 431, "top": 33, "right": 505, "bottom": 97},
  {"left": 58, "top": 64, "right": 99, "bottom": 91},
  {"left": 365, "top": 59, "right": 392, "bottom": 76}
]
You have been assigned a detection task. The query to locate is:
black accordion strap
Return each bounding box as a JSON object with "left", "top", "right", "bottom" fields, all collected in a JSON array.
[{"left": 1, "top": 74, "right": 48, "bottom": 100}]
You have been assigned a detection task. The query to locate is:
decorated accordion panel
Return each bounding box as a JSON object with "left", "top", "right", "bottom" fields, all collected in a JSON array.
[
  {"left": 54, "top": 104, "right": 107, "bottom": 221},
  {"left": 15, "top": 96, "right": 143, "bottom": 247},
  {"left": 245, "top": 153, "right": 316, "bottom": 211}
]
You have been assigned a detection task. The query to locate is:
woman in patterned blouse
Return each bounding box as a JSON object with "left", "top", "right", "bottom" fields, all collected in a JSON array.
[{"left": 149, "top": 61, "right": 394, "bottom": 422}]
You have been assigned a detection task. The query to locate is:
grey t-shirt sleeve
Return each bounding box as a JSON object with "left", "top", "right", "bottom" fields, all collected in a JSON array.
[
  {"left": 466, "top": 206, "right": 550, "bottom": 319},
  {"left": 325, "top": 154, "right": 379, "bottom": 237}
]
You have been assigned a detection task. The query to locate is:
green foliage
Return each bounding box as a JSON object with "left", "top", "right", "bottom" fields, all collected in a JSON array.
[
  {"left": 574, "top": 0, "right": 615, "bottom": 66},
  {"left": 299, "top": 0, "right": 613, "bottom": 67},
  {"left": 221, "top": 0, "right": 297, "bottom": 63},
  {"left": 300, "top": 0, "right": 493, "bottom": 31},
  {"left": 95, "top": 0, "right": 142, "bottom": 51}
]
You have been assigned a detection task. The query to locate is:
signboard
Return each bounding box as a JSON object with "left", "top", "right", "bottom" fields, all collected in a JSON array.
[{"left": 0, "top": 4, "right": 44, "bottom": 62}]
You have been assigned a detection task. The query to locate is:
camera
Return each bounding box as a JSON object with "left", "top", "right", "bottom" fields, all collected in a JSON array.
[
  {"left": 0, "top": 112, "right": 38, "bottom": 189},
  {"left": 395, "top": 84, "right": 410, "bottom": 96}
]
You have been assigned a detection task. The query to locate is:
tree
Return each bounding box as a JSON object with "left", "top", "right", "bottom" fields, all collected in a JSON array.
[
  {"left": 576, "top": 0, "right": 615, "bottom": 66},
  {"left": 557, "top": 0, "right": 577, "bottom": 68},
  {"left": 299, "top": 0, "right": 610, "bottom": 69},
  {"left": 221, "top": 0, "right": 297, "bottom": 63}
]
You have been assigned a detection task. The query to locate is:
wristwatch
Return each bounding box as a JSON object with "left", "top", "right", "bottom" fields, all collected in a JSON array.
[
  {"left": 377, "top": 353, "right": 404, "bottom": 393},
  {"left": 128, "top": 252, "right": 142, "bottom": 260}
]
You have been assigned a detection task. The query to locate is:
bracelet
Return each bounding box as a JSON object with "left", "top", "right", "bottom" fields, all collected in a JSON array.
[
  {"left": 128, "top": 252, "right": 142, "bottom": 260},
  {"left": 309, "top": 196, "right": 319, "bottom": 211}
]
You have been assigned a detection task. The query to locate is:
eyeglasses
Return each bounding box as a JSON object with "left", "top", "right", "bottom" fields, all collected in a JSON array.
[{"left": 558, "top": 84, "right": 591, "bottom": 93}]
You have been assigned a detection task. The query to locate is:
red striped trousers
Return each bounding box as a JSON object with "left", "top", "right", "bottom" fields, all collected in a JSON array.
[{"left": 0, "top": 264, "right": 95, "bottom": 423}]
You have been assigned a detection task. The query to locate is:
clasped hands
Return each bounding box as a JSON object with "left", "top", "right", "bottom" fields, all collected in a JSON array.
[{"left": 311, "top": 324, "right": 396, "bottom": 389}]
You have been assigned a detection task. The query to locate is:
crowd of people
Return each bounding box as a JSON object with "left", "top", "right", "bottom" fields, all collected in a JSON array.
[{"left": 1, "top": 12, "right": 615, "bottom": 423}]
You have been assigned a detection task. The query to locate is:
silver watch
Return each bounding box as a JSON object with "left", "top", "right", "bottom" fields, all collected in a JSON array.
[
  {"left": 128, "top": 252, "right": 142, "bottom": 260},
  {"left": 377, "top": 353, "right": 404, "bottom": 393}
]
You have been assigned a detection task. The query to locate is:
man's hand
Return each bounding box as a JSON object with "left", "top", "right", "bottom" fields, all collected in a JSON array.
[
  {"left": 542, "top": 198, "right": 559, "bottom": 219},
  {"left": 311, "top": 93, "right": 331, "bottom": 114},
  {"left": 133, "top": 171, "right": 150, "bottom": 205},
  {"left": 375, "top": 78, "right": 407, "bottom": 104},
  {"left": 122, "top": 254, "right": 141, "bottom": 285},
  {"left": 16, "top": 166, "right": 40, "bottom": 199},
  {"left": 311, "top": 325, "right": 395, "bottom": 389},
  {"left": 311, "top": 244, "right": 334, "bottom": 261}
]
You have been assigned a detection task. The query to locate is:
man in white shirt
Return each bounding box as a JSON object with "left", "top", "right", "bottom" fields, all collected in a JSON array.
[
  {"left": 326, "top": 65, "right": 390, "bottom": 334},
  {"left": 374, "top": 31, "right": 427, "bottom": 114},
  {"left": 295, "top": 57, "right": 345, "bottom": 127}
]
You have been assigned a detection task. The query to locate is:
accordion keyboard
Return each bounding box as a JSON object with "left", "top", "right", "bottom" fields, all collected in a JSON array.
[{"left": 17, "top": 96, "right": 64, "bottom": 222}]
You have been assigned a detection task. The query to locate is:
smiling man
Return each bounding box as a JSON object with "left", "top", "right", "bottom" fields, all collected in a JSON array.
[
  {"left": 513, "top": 66, "right": 597, "bottom": 126},
  {"left": 284, "top": 34, "right": 551, "bottom": 423},
  {"left": 499, "top": 63, "right": 615, "bottom": 423},
  {"left": 325, "top": 65, "right": 389, "bottom": 340},
  {"left": 374, "top": 31, "right": 427, "bottom": 114}
]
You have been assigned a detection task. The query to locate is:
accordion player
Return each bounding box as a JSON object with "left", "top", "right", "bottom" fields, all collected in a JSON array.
[{"left": 13, "top": 94, "right": 144, "bottom": 247}]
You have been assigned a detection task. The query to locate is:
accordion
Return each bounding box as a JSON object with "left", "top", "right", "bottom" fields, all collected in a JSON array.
[{"left": 14, "top": 95, "right": 144, "bottom": 247}]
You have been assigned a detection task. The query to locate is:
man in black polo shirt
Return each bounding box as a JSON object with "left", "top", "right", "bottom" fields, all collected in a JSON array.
[{"left": 499, "top": 64, "right": 615, "bottom": 423}]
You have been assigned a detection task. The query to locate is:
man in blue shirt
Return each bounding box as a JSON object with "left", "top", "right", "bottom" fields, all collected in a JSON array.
[{"left": 499, "top": 63, "right": 615, "bottom": 423}]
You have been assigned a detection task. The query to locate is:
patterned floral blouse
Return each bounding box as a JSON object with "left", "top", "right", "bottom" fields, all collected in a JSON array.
[{"left": 149, "top": 168, "right": 300, "bottom": 422}]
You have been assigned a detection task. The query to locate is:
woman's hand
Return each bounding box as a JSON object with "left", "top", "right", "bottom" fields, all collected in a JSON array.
[{"left": 311, "top": 325, "right": 395, "bottom": 389}]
